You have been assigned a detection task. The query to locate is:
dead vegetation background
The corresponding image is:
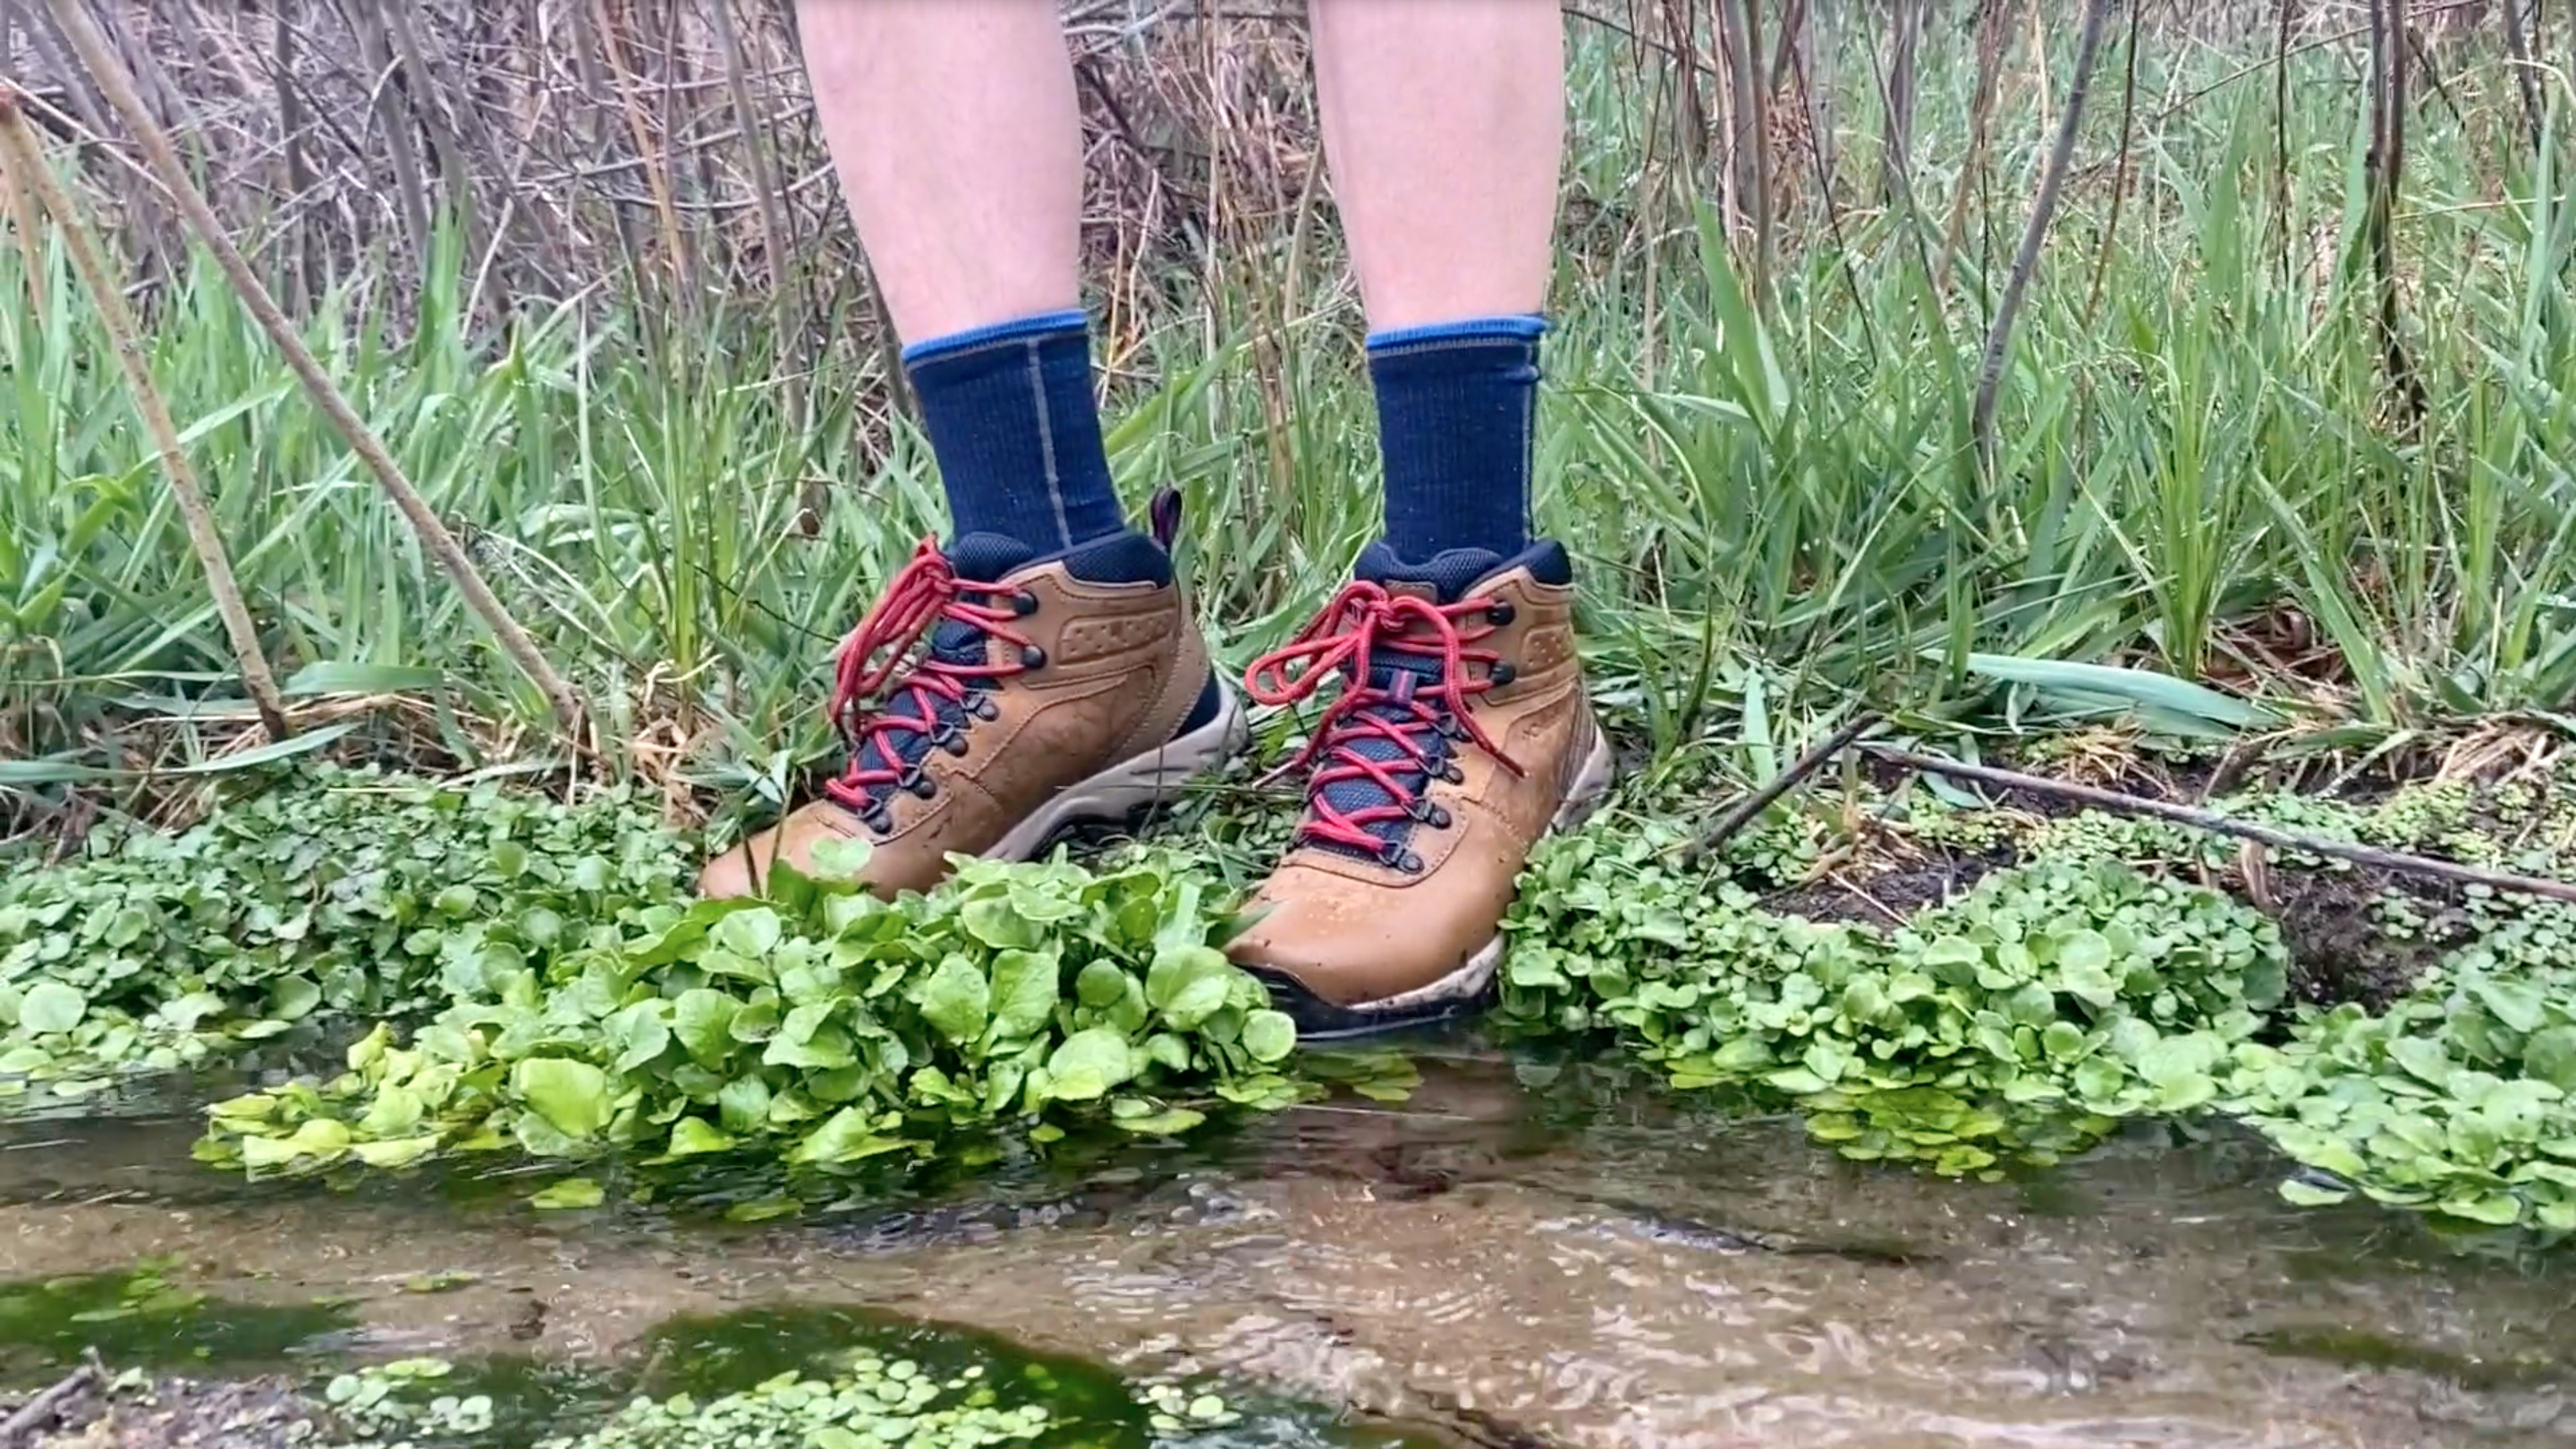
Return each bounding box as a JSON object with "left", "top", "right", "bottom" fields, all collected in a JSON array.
[
  {"left": 0, "top": 0, "right": 2563, "bottom": 842},
  {"left": 3, "top": 0, "right": 2517, "bottom": 423}
]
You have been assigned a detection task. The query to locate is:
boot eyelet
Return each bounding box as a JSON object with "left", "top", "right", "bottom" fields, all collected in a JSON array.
[
  {"left": 1399, "top": 850, "right": 1425, "bottom": 874},
  {"left": 1440, "top": 762, "right": 1465, "bottom": 784},
  {"left": 1020, "top": 645, "right": 1047, "bottom": 670},
  {"left": 901, "top": 767, "right": 937, "bottom": 800},
  {"left": 1013, "top": 590, "right": 1041, "bottom": 617},
  {"left": 1428, "top": 806, "right": 1452, "bottom": 830},
  {"left": 968, "top": 691, "right": 1001, "bottom": 721},
  {"left": 1487, "top": 601, "right": 1516, "bottom": 626},
  {"left": 1491, "top": 663, "right": 1518, "bottom": 687},
  {"left": 858, "top": 805, "right": 891, "bottom": 836}
]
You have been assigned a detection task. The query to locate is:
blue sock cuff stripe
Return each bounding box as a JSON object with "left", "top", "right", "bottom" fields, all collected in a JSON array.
[
  {"left": 1364, "top": 314, "right": 1548, "bottom": 354},
  {"left": 902, "top": 309, "right": 1090, "bottom": 367}
]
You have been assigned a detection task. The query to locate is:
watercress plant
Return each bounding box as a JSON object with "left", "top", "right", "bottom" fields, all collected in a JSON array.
[{"left": 194, "top": 846, "right": 1301, "bottom": 1177}]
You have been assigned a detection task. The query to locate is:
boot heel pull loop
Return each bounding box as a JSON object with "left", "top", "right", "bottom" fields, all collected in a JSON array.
[{"left": 1148, "top": 487, "right": 1184, "bottom": 553}]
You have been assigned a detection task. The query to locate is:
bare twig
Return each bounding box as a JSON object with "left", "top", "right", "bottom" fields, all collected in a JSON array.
[
  {"left": 0, "top": 1349, "right": 103, "bottom": 1446},
  {"left": 1868, "top": 746, "right": 2576, "bottom": 908},
  {"left": 2500, "top": 0, "right": 2545, "bottom": 155},
  {"left": 0, "top": 86, "right": 292, "bottom": 742},
  {"left": 46, "top": 0, "right": 588, "bottom": 740},
  {"left": 1685, "top": 713, "right": 1885, "bottom": 860},
  {"left": 2084, "top": 0, "right": 2147, "bottom": 321},
  {"left": 1970, "top": 0, "right": 2116, "bottom": 478},
  {"left": 2364, "top": 0, "right": 2430, "bottom": 425}
]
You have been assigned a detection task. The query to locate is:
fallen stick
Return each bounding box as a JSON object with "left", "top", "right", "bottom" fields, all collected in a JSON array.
[
  {"left": 0, "top": 1352, "right": 101, "bottom": 1446},
  {"left": 1684, "top": 712, "right": 1884, "bottom": 860},
  {"left": 1864, "top": 744, "right": 2576, "bottom": 908},
  {"left": 0, "top": 90, "right": 292, "bottom": 742},
  {"left": 39, "top": 0, "right": 589, "bottom": 742}
]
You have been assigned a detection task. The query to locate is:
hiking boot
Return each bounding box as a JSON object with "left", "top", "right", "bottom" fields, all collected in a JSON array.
[
  {"left": 1225, "top": 540, "right": 1614, "bottom": 1039},
  {"left": 698, "top": 519, "right": 1245, "bottom": 901}
]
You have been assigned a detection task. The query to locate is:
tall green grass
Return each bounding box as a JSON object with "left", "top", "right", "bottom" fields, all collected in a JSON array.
[{"left": 5, "top": 19, "right": 2575, "bottom": 829}]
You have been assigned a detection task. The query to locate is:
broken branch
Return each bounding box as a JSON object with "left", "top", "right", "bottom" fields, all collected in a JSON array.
[{"left": 1866, "top": 745, "right": 2576, "bottom": 908}]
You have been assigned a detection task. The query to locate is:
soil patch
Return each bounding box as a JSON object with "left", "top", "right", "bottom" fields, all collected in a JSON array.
[
  {"left": 2248, "top": 865, "right": 2468, "bottom": 1013},
  {"left": 1759, "top": 843, "right": 2015, "bottom": 925}
]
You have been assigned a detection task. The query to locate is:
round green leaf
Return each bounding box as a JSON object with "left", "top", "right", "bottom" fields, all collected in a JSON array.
[{"left": 19, "top": 982, "right": 87, "bottom": 1037}]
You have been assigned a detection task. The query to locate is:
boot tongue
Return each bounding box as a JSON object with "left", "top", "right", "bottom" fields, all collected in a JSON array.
[
  {"left": 1354, "top": 541, "right": 1506, "bottom": 606},
  {"left": 848, "top": 532, "right": 1036, "bottom": 813},
  {"left": 1293, "top": 545, "right": 1510, "bottom": 862},
  {"left": 925, "top": 530, "right": 1037, "bottom": 663}
]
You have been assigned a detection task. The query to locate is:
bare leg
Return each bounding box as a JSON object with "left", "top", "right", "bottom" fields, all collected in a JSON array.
[
  {"left": 794, "top": 0, "right": 1082, "bottom": 343},
  {"left": 1308, "top": 0, "right": 1565, "bottom": 330},
  {"left": 792, "top": 0, "right": 1124, "bottom": 552}
]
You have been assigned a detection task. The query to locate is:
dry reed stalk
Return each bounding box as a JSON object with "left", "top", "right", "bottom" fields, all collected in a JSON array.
[
  {"left": 594, "top": 0, "right": 691, "bottom": 294},
  {"left": 1879, "top": 0, "right": 1922, "bottom": 207},
  {"left": 45, "top": 0, "right": 589, "bottom": 741},
  {"left": 1971, "top": 0, "right": 2117, "bottom": 477},
  {"left": 1938, "top": 0, "right": 2015, "bottom": 294},
  {"left": 0, "top": 92, "right": 41, "bottom": 311},
  {"left": 1724, "top": 0, "right": 1773, "bottom": 306},
  {"left": 0, "top": 86, "right": 292, "bottom": 741},
  {"left": 2498, "top": 0, "right": 2543, "bottom": 151},
  {"left": 2085, "top": 0, "right": 2148, "bottom": 318},
  {"left": 2365, "top": 0, "right": 2430, "bottom": 425}
]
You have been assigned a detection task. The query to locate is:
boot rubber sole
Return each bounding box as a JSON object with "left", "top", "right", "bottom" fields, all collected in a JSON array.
[
  {"left": 1254, "top": 724, "right": 1619, "bottom": 1045},
  {"left": 981, "top": 682, "right": 1250, "bottom": 862}
]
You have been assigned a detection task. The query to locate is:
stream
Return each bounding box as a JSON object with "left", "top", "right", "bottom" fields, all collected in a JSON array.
[{"left": 3, "top": 1033, "right": 2571, "bottom": 1448}]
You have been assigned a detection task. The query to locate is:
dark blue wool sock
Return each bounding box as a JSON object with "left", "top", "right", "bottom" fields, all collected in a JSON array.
[
  {"left": 903, "top": 309, "right": 1127, "bottom": 554},
  {"left": 1367, "top": 314, "right": 1546, "bottom": 564}
]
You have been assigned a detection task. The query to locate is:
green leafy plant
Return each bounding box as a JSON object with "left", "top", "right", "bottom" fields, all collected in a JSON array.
[
  {"left": 1503, "top": 818, "right": 2285, "bottom": 1176},
  {"left": 194, "top": 846, "right": 1300, "bottom": 1178},
  {"left": 0, "top": 765, "right": 691, "bottom": 1092},
  {"left": 1499, "top": 790, "right": 2576, "bottom": 1233}
]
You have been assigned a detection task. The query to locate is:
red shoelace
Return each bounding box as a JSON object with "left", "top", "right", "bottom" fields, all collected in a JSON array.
[
  {"left": 1243, "top": 581, "right": 1523, "bottom": 860},
  {"left": 821, "top": 539, "right": 1038, "bottom": 814}
]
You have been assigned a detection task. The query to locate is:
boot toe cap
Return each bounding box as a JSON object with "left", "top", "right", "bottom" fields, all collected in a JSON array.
[{"left": 1224, "top": 871, "right": 1496, "bottom": 1011}]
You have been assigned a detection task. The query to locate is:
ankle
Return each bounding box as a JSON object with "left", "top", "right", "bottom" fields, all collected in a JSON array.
[
  {"left": 1368, "top": 314, "right": 1545, "bottom": 562},
  {"left": 905, "top": 309, "right": 1127, "bottom": 554}
]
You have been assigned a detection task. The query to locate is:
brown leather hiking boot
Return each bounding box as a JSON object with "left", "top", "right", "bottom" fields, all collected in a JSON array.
[
  {"left": 699, "top": 522, "right": 1244, "bottom": 901},
  {"left": 1224, "top": 541, "right": 1614, "bottom": 1039}
]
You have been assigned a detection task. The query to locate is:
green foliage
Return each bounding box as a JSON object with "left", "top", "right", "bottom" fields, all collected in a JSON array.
[
  {"left": 0, "top": 766, "right": 691, "bottom": 1094},
  {"left": 16, "top": 755, "right": 2576, "bottom": 1240},
  {"left": 1500, "top": 801, "right": 2576, "bottom": 1233},
  {"left": 324, "top": 1357, "right": 497, "bottom": 1442},
  {"left": 1503, "top": 819, "right": 2285, "bottom": 1177},
  {"left": 2240, "top": 911, "right": 2576, "bottom": 1232},
  {"left": 193, "top": 847, "right": 1299, "bottom": 1179},
  {"left": 319, "top": 1353, "right": 1058, "bottom": 1449}
]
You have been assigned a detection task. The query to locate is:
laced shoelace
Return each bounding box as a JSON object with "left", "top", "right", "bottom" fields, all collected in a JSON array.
[
  {"left": 821, "top": 538, "right": 1039, "bottom": 818},
  {"left": 1243, "top": 581, "right": 1524, "bottom": 866}
]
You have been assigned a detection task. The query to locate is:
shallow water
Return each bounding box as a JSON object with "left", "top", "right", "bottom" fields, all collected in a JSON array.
[{"left": 4, "top": 1035, "right": 2572, "bottom": 1447}]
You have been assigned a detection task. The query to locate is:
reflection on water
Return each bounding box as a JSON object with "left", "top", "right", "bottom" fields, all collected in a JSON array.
[{"left": 2, "top": 1032, "right": 2572, "bottom": 1448}]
